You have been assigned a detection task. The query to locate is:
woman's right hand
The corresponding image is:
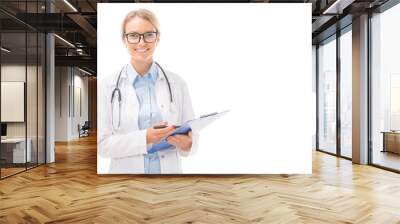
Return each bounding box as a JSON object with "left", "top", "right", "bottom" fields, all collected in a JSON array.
[{"left": 146, "top": 122, "right": 176, "bottom": 144}]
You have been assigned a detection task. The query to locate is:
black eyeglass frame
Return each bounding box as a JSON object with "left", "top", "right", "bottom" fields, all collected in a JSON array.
[{"left": 124, "top": 31, "right": 159, "bottom": 44}]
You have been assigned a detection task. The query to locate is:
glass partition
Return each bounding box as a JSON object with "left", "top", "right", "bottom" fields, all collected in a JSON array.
[
  {"left": 1, "top": 30, "right": 28, "bottom": 177},
  {"left": 0, "top": 1, "right": 46, "bottom": 179},
  {"left": 27, "top": 31, "right": 38, "bottom": 169},
  {"left": 38, "top": 32, "right": 45, "bottom": 165},
  {"left": 27, "top": 0, "right": 39, "bottom": 168}
]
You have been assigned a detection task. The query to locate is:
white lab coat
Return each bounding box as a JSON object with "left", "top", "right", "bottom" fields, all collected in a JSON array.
[{"left": 98, "top": 64, "right": 198, "bottom": 174}]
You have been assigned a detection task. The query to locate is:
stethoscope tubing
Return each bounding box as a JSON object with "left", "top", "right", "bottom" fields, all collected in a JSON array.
[{"left": 111, "top": 62, "right": 172, "bottom": 131}]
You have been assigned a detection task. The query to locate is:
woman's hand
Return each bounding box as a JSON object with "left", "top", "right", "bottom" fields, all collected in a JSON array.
[
  {"left": 146, "top": 122, "right": 176, "bottom": 144},
  {"left": 167, "top": 131, "right": 193, "bottom": 151}
]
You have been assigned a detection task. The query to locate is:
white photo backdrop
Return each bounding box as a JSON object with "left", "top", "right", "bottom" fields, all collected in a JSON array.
[{"left": 98, "top": 3, "right": 312, "bottom": 174}]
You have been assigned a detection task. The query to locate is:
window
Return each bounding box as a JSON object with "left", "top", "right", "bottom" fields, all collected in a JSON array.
[
  {"left": 339, "top": 28, "right": 352, "bottom": 158},
  {"left": 371, "top": 2, "right": 400, "bottom": 171},
  {"left": 318, "top": 36, "right": 337, "bottom": 155}
]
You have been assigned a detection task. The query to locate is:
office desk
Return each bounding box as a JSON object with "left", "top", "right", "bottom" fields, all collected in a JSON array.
[
  {"left": 1, "top": 138, "right": 31, "bottom": 164},
  {"left": 381, "top": 131, "right": 400, "bottom": 154}
]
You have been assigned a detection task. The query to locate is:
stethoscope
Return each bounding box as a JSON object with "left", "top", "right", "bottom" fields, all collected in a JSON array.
[{"left": 111, "top": 61, "right": 173, "bottom": 131}]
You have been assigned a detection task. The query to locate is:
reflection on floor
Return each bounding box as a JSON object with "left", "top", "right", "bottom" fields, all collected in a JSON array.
[
  {"left": 373, "top": 150, "right": 400, "bottom": 171},
  {"left": 0, "top": 167, "right": 25, "bottom": 178},
  {"left": 341, "top": 147, "right": 352, "bottom": 158},
  {"left": 0, "top": 162, "right": 42, "bottom": 178}
]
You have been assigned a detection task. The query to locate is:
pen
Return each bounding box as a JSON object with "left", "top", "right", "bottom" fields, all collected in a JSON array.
[
  {"left": 153, "top": 125, "right": 180, "bottom": 129},
  {"left": 153, "top": 124, "right": 167, "bottom": 129}
]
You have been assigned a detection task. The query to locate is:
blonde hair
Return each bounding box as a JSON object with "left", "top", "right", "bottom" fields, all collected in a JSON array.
[{"left": 121, "top": 9, "right": 160, "bottom": 40}]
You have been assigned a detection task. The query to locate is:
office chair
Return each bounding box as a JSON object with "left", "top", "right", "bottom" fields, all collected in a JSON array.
[{"left": 79, "top": 121, "right": 90, "bottom": 138}]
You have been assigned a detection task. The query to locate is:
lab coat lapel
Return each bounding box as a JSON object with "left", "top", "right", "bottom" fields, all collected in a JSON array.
[
  {"left": 119, "top": 73, "right": 140, "bottom": 131},
  {"left": 156, "top": 68, "right": 179, "bottom": 125}
]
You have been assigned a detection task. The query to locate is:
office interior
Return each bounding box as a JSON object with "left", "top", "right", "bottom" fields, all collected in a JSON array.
[
  {"left": 0, "top": 0, "right": 97, "bottom": 179},
  {"left": 0, "top": 0, "right": 400, "bottom": 222},
  {"left": 314, "top": 0, "right": 400, "bottom": 172}
]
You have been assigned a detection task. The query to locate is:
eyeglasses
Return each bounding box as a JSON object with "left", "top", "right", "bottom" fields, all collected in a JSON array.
[{"left": 124, "top": 32, "right": 158, "bottom": 44}]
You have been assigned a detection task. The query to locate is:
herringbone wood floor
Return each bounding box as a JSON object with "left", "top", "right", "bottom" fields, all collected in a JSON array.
[{"left": 1, "top": 134, "right": 400, "bottom": 224}]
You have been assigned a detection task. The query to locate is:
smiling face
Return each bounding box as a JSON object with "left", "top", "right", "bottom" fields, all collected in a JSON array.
[{"left": 123, "top": 16, "right": 159, "bottom": 64}]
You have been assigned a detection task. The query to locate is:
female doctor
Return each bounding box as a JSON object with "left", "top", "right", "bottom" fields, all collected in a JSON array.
[{"left": 98, "top": 9, "right": 198, "bottom": 174}]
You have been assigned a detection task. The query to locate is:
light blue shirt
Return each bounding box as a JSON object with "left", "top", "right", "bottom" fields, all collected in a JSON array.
[{"left": 128, "top": 62, "right": 163, "bottom": 174}]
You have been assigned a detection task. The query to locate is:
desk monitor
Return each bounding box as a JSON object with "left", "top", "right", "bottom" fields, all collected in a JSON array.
[{"left": 1, "top": 123, "right": 7, "bottom": 137}]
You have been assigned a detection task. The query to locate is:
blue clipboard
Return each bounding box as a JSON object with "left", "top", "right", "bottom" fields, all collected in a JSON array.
[
  {"left": 147, "top": 110, "right": 229, "bottom": 154},
  {"left": 147, "top": 124, "right": 192, "bottom": 154}
]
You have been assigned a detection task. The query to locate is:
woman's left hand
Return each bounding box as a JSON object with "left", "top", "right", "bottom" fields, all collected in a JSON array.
[{"left": 167, "top": 131, "right": 192, "bottom": 151}]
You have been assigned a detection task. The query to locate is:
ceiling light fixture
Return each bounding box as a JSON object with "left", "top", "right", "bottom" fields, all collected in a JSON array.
[
  {"left": 63, "top": 0, "right": 78, "bottom": 12},
  {"left": 54, "top": 34, "right": 75, "bottom": 48},
  {"left": 78, "top": 67, "right": 92, "bottom": 76},
  {"left": 1, "top": 47, "right": 11, "bottom": 53},
  {"left": 323, "top": 0, "right": 354, "bottom": 15}
]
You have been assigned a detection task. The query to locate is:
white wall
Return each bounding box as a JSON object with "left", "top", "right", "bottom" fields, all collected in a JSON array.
[
  {"left": 72, "top": 72, "right": 89, "bottom": 138},
  {"left": 55, "top": 67, "right": 89, "bottom": 141},
  {"left": 55, "top": 66, "right": 68, "bottom": 141}
]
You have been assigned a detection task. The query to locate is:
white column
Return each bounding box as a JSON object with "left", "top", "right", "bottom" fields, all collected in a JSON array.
[
  {"left": 46, "top": 33, "right": 55, "bottom": 163},
  {"left": 45, "top": 0, "right": 56, "bottom": 163},
  {"left": 352, "top": 14, "right": 369, "bottom": 164}
]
